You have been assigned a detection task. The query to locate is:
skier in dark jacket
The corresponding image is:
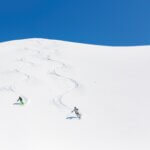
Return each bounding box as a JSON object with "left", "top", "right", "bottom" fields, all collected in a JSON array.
[
  {"left": 72, "top": 107, "right": 81, "bottom": 119},
  {"left": 17, "top": 96, "right": 24, "bottom": 105}
]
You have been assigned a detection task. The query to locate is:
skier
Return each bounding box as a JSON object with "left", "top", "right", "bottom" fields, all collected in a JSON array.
[
  {"left": 71, "top": 106, "right": 81, "bottom": 119},
  {"left": 17, "top": 96, "right": 24, "bottom": 105}
]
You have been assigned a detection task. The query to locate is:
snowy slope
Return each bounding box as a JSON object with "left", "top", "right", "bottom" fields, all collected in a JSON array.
[{"left": 0, "top": 38, "right": 150, "bottom": 150}]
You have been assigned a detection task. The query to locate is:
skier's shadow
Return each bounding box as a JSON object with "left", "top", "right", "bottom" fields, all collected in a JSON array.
[
  {"left": 13, "top": 103, "right": 24, "bottom": 106},
  {"left": 66, "top": 116, "right": 80, "bottom": 120}
]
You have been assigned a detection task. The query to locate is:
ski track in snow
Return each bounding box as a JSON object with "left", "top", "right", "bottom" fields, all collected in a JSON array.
[
  {"left": 39, "top": 51, "right": 79, "bottom": 111},
  {"left": 49, "top": 61, "right": 79, "bottom": 111},
  {"left": 0, "top": 86, "right": 15, "bottom": 93},
  {"left": 1, "top": 45, "right": 79, "bottom": 112}
]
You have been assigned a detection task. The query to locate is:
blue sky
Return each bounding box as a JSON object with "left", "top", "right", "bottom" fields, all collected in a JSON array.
[{"left": 0, "top": 0, "right": 150, "bottom": 46}]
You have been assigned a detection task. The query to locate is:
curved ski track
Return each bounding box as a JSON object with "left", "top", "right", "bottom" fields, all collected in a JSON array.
[{"left": 0, "top": 48, "right": 79, "bottom": 111}]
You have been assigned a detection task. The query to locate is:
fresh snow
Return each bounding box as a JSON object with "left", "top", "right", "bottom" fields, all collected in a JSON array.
[{"left": 0, "top": 38, "right": 150, "bottom": 150}]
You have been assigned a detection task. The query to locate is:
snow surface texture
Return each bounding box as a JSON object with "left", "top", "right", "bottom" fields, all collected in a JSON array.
[{"left": 0, "top": 38, "right": 150, "bottom": 150}]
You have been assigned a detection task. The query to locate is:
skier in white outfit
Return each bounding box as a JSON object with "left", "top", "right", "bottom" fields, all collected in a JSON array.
[{"left": 71, "top": 107, "right": 81, "bottom": 119}]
